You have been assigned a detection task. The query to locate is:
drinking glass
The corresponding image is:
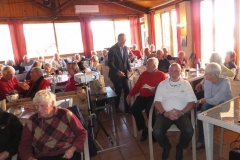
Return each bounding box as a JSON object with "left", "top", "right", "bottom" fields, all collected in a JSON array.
[{"left": 185, "top": 66, "right": 190, "bottom": 78}]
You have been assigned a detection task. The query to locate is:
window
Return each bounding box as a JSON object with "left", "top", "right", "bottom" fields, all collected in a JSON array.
[
  {"left": 214, "top": 0, "right": 234, "bottom": 56},
  {"left": 162, "top": 12, "right": 171, "bottom": 47},
  {"left": 200, "top": 0, "right": 213, "bottom": 66},
  {"left": 55, "top": 22, "right": 83, "bottom": 54},
  {"left": 0, "top": 25, "right": 14, "bottom": 61},
  {"left": 154, "top": 13, "right": 162, "bottom": 50},
  {"left": 24, "top": 23, "right": 57, "bottom": 58},
  {"left": 91, "top": 21, "right": 115, "bottom": 50},
  {"left": 171, "top": 10, "right": 178, "bottom": 57},
  {"left": 91, "top": 20, "right": 132, "bottom": 50},
  {"left": 200, "top": 0, "right": 234, "bottom": 66},
  {"left": 154, "top": 10, "right": 177, "bottom": 56},
  {"left": 114, "top": 20, "right": 131, "bottom": 47}
]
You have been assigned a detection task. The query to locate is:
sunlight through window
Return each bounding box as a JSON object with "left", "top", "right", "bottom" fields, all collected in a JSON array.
[{"left": 0, "top": 25, "right": 14, "bottom": 61}]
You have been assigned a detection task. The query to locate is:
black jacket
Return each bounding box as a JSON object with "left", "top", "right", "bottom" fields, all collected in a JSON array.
[
  {"left": 108, "top": 43, "right": 131, "bottom": 82},
  {"left": 0, "top": 112, "right": 23, "bottom": 160}
]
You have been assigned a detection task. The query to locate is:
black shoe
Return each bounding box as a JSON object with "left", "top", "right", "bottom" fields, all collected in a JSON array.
[
  {"left": 162, "top": 147, "right": 171, "bottom": 159},
  {"left": 140, "top": 128, "right": 148, "bottom": 141},
  {"left": 175, "top": 148, "right": 183, "bottom": 160}
]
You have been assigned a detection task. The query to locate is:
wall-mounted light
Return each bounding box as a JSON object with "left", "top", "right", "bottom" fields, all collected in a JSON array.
[{"left": 177, "top": 23, "right": 186, "bottom": 28}]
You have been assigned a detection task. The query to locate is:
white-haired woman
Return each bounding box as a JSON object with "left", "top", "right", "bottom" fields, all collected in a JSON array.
[
  {"left": 91, "top": 55, "right": 102, "bottom": 74},
  {"left": 196, "top": 62, "right": 232, "bottom": 150},
  {"left": 73, "top": 54, "right": 81, "bottom": 63},
  {"left": 175, "top": 51, "right": 187, "bottom": 68},
  {"left": 19, "top": 90, "right": 87, "bottom": 160},
  {"left": 131, "top": 44, "right": 142, "bottom": 59}
]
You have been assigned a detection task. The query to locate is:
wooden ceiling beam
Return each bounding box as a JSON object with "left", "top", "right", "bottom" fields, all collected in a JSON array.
[{"left": 106, "top": 0, "right": 149, "bottom": 14}]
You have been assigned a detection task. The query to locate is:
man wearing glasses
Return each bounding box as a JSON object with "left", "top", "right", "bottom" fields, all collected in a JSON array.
[{"left": 153, "top": 63, "right": 197, "bottom": 160}]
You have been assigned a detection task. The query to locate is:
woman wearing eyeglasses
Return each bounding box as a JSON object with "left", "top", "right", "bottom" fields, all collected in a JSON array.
[{"left": 18, "top": 90, "right": 87, "bottom": 160}]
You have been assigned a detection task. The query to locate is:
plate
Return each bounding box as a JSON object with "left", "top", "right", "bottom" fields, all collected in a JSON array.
[{"left": 189, "top": 68, "right": 196, "bottom": 72}]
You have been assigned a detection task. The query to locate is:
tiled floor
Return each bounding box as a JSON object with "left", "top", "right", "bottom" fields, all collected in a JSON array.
[{"left": 90, "top": 106, "right": 239, "bottom": 160}]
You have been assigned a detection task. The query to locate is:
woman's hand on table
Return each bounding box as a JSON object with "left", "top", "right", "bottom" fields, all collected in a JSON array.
[
  {"left": 18, "top": 82, "right": 30, "bottom": 90},
  {"left": 28, "top": 157, "right": 37, "bottom": 160}
]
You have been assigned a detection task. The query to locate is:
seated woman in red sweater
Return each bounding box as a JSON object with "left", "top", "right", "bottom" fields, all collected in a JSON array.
[
  {"left": 57, "top": 62, "right": 80, "bottom": 92},
  {"left": 175, "top": 51, "right": 188, "bottom": 68}
]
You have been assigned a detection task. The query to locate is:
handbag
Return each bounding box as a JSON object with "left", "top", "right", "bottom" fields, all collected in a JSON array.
[{"left": 89, "top": 75, "right": 107, "bottom": 96}]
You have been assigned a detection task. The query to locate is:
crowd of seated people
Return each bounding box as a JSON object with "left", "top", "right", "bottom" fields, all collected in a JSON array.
[{"left": 0, "top": 47, "right": 238, "bottom": 160}]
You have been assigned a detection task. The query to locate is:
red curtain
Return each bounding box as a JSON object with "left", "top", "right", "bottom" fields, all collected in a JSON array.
[
  {"left": 175, "top": 3, "right": 182, "bottom": 52},
  {"left": 7, "top": 19, "right": 27, "bottom": 65},
  {"left": 149, "top": 11, "right": 156, "bottom": 47},
  {"left": 79, "top": 17, "right": 93, "bottom": 58},
  {"left": 191, "top": 0, "right": 201, "bottom": 65},
  {"left": 129, "top": 16, "right": 142, "bottom": 50}
]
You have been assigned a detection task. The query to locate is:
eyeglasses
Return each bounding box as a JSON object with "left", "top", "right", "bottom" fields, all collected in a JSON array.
[{"left": 169, "top": 79, "right": 181, "bottom": 87}]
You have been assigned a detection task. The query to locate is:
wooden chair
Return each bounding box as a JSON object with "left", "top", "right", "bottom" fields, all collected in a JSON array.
[
  {"left": 148, "top": 103, "right": 196, "bottom": 160},
  {"left": 0, "top": 99, "right": 6, "bottom": 111}
]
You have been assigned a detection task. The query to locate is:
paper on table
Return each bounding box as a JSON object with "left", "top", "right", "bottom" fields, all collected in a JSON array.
[{"left": 142, "top": 84, "right": 152, "bottom": 89}]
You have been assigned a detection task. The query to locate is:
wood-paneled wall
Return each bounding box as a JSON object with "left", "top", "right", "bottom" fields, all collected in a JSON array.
[{"left": 0, "top": 0, "right": 142, "bottom": 22}]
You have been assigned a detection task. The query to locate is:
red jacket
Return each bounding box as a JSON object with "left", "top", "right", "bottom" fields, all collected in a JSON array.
[
  {"left": 132, "top": 50, "right": 142, "bottom": 59},
  {"left": 57, "top": 76, "right": 78, "bottom": 92},
  {"left": 0, "top": 77, "right": 23, "bottom": 100},
  {"left": 24, "top": 78, "right": 50, "bottom": 98},
  {"left": 129, "top": 70, "right": 166, "bottom": 97}
]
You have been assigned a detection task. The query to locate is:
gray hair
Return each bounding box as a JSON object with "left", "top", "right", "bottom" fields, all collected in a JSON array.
[
  {"left": 2, "top": 66, "right": 15, "bottom": 76},
  {"left": 147, "top": 57, "right": 159, "bottom": 68},
  {"left": 33, "top": 90, "right": 56, "bottom": 107},
  {"left": 5, "top": 59, "right": 15, "bottom": 66},
  {"left": 205, "top": 62, "right": 221, "bottom": 77},
  {"left": 178, "top": 51, "right": 185, "bottom": 56},
  {"left": 210, "top": 52, "right": 222, "bottom": 64},
  {"left": 32, "top": 67, "right": 43, "bottom": 76},
  {"left": 169, "top": 63, "right": 181, "bottom": 71},
  {"left": 118, "top": 33, "right": 126, "bottom": 40}
]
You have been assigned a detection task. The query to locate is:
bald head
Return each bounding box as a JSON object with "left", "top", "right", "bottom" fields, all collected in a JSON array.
[{"left": 169, "top": 63, "right": 181, "bottom": 81}]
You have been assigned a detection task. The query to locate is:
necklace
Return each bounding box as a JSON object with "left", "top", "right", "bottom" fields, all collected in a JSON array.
[{"left": 169, "top": 79, "right": 181, "bottom": 87}]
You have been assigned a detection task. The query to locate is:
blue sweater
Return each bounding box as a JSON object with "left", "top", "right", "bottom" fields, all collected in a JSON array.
[{"left": 204, "top": 78, "right": 232, "bottom": 105}]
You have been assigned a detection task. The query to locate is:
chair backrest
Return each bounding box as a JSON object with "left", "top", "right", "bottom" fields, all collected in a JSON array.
[{"left": 0, "top": 99, "right": 6, "bottom": 111}]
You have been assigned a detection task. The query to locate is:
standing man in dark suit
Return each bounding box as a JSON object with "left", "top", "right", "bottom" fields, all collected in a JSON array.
[{"left": 108, "top": 33, "right": 132, "bottom": 114}]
